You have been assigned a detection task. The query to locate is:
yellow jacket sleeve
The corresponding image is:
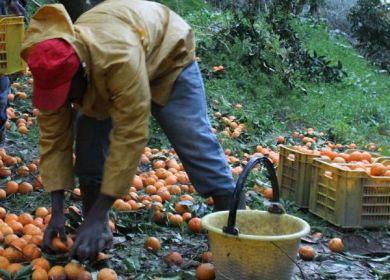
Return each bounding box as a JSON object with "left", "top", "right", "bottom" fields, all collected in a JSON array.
[
  {"left": 37, "top": 105, "right": 75, "bottom": 192},
  {"left": 100, "top": 48, "right": 151, "bottom": 198}
]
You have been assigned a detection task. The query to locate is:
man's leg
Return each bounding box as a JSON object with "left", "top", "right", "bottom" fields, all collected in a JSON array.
[
  {"left": 151, "top": 61, "right": 245, "bottom": 211},
  {"left": 0, "top": 76, "right": 9, "bottom": 148},
  {"left": 74, "top": 114, "right": 112, "bottom": 216}
]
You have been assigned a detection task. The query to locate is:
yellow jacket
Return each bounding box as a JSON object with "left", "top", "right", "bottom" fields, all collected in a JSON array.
[{"left": 21, "top": 0, "right": 195, "bottom": 197}]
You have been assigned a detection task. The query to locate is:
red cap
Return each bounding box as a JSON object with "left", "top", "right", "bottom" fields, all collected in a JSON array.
[{"left": 27, "top": 39, "right": 80, "bottom": 110}]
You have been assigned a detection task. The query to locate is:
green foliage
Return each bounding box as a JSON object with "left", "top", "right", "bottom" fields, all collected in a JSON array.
[
  {"left": 348, "top": 0, "right": 390, "bottom": 71},
  {"left": 348, "top": 0, "right": 390, "bottom": 49}
]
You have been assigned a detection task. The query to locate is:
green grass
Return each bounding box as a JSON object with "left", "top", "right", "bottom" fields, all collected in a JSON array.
[
  {"left": 287, "top": 18, "right": 390, "bottom": 147},
  {"left": 177, "top": 5, "right": 390, "bottom": 151}
]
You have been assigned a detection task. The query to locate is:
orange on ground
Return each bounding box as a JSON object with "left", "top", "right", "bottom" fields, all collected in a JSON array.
[
  {"left": 0, "top": 255, "right": 10, "bottom": 269},
  {"left": 52, "top": 236, "right": 73, "bottom": 253},
  {"left": 328, "top": 238, "right": 344, "bottom": 253},
  {"left": 18, "top": 213, "right": 34, "bottom": 225},
  {"left": 188, "top": 217, "right": 202, "bottom": 233},
  {"left": 32, "top": 257, "right": 50, "bottom": 271},
  {"left": 299, "top": 245, "right": 316, "bottom": 261},
  {"left": 144, "top": 237, "right": 160, "bottom": 253},
  {"left": 263, "top": 188, "right": 273, "bottom": 200},
  {"left": 78, "top": 270, "right": 93, "bottom": 280},
  {"left": 35, "top": 207, "right": 49, "bottom": 218},
  {"left": 48, "top": 265, "right": 67, "bottom": 280},
  {"left": 97, "top": 268, "right": 117, "bottom": 280},
  {"left": 0, "top": 189, "right": 5, "bottom": 200},
  {"left": 18, "top": 182, "right": 33, "bottom": 194},
  {"left": 5, "top": 181, "right": 18, "bottom": 194},
  {"left": 0, "top": 167, "right": 11, "bottom": 177},
  {"left": 32, "top": 267, "right": 49, "bottom": 280},
  {"left": 164, "top": 251, "right": 183, "bottom": 266},
  {"left": 201, "top": 251, "right": 213, "bottom": 263},
  {"left": 23, "top": 243, "right": 41, "bottom": 260},
  {"left": 64, "top": 261, "right": 84, "bottom": 280},
  {"left": 6, "top": 262, "right": 24, "bottom": 276},
  {"left": 196, "top": 263, "right": 216, "bottom": 280}
]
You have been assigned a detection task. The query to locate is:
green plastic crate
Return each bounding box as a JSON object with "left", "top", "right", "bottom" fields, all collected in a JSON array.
[
  {"left": 277, "top": 145, "right": 320, "bottom": 208},
  {"left": 0, "top": 16, "right": 25, "bottom": 75},
  {"left": 309, "top": 159, "right": 390, "bottom": 228}
]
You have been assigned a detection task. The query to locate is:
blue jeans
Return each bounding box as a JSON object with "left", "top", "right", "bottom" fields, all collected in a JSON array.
[
  {"left": 0, "top": 76, "right": 9, "bottom": 146},
  {"left": 75, "top": 61, "right": 234, "bottom": 197}
]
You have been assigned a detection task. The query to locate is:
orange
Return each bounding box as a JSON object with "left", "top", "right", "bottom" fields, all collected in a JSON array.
[
  {"left": 3, "top": 247, "right": 24, "bottom": 262},
  {"left": 132, "top": 175, "right": 143, "bottom": 190},
  {"left": 4, "top": 234, "right": 18, "bottom": 245},
  {"left": 201, "top": 251, "right": 213, "bottom": 263},
  {"left": 8, "top": 238, "right": 27, "bottom": 252},
  {"left": 145, "top": 185, "right": 157, "bottom": 195},
  {"left": 328, "top": 238, "right": 344, "bottom": 253},
  {"left": 23, "top": 243, "right": 41, "bottom": 260},
  {"left": 8, "top": 221, "right": 23, "bottom": 234},
  {"left": 32, "top": 267, "right": 49, "bottom": 280},
  {"left": 0, "top": 166, "right": 12, "bottom": 177},
  {"left": 27, "top": 163, "right": 38, "bottom": 172},
  {"left": 174, "top": 203, "right": 188, "bottom": 215},
  {"left": 263, "top": 188, "right": 273, "bottom": 200},
  {"left": 78, "top": 271, "right": 93, "bottom": 280},
  {"left": 0, "top": 207, "right": 6, "bottom": 219},
  {"left": 361, "top": 151, "right": 372, "bottom": 163},
  {"left": 30, "top": 234, "right": 43, "bottom": 246},
  {"left": 97, "top": 268, "right": 117, "bottom": 280},
  {"left": 17, "top": 166, "right": 30, "bottom": 177},
  {"left": 18, "top": 125, "right": 28, "bottom": 134},
  {"left": 276, "top": 135, "right": 285, "bottom": 144},
  {"left": 6, "top": 262, "right": 24, "bottom": 276},
  {"left": 188, "top": 217, "right": 202, "bottom": 233},
  {"left": 349, "top": 151, "right": 363, "bottom": 162},
  {"left": 5, "top": 181, "right": 18, "bottom": 194},
  {"left": 48, "top": 265, "right": 67, "bottom": 280},
  {"left": 32, "top": 257, "right": 50, "bottom": 271},
  {"left": 64, "top": 261, "right": 84, "bottom": 280},
  {"left": 182, "top": 212, "right": 192, "bottom": 222},
  {"left": 52, "top": 236, "right": 73, "bottom": 253},
  {"left": 370, "top": 163, "right": 387, "bottom": 176},
  {"left": 0, "top": 256, "right": 10, "bottom": 269},
  {"left": 299, "top": 245, "right": 316, "bottom": 261},
  {"left": 18, "top": 213, "right": 34, "bottom": 225},
  {"left": 35, "top": 207, "right": 49, "bottom": 218},
  {"left": 0, "top": 189, "right": 5, "bottom": 200},
  {"left": 196, "top": 263, "right": 216, "bottom": 280},
  {"left": 163, "top": 252, "right": 183, "bottom": 266},
  {"left": 144, "top": 237, "right": 160, "bottom": 253},
  {"left": 18, "top": 182, "right": 33, "bottom": 194},
  {"left": 168, "top": 213, "right": 183, "bottom": 227}
]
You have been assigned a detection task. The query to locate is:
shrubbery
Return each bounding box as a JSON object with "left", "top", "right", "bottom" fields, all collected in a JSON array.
[{"left": 348, "top": 0, "right": 390, "bottom": 70}]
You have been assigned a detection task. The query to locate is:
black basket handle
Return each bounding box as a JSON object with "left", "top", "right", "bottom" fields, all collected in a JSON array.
[{"left": 223, "top": 156, "right": 285, "bottom": 235}]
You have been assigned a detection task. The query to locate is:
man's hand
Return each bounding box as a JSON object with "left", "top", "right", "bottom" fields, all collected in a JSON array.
[
  {"left": 70, "top": 193, "right": 115, "bottom": 261},
  {"left": 42, "top": 212, "right": 67, "bottom": 253},
  {"left": 42, "top": 190, "right": 66, "bottom": 254}
]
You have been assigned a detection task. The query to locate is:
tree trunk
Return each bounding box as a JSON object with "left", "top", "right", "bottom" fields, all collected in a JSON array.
[{"left": 58, "top": 0, "right": 104, "bottom": 22}]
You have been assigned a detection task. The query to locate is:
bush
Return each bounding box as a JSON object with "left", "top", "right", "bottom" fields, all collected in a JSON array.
[{"left": 348, "top": 0, "right": 390, "bottom": 49}]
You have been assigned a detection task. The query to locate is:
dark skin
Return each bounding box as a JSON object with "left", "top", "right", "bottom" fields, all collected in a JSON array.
[{"left": 42, "top": 66, "right": 115, "bottom": 261}]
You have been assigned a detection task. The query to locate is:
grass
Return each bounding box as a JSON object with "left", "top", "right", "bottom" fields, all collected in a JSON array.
[
  {"left": 287, "top": 18, "right": 390, "bottom": 147},
  {"left": 176, "top": 5, "right": 390, "bottom": 153}
]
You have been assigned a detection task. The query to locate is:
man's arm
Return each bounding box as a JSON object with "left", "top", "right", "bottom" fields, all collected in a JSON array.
[
  {"left": 70, "top": 51, "right": 151, "bottom": 260},
  {"left": 38, "top": 105, "right": 75, "bottom": 252},
  {"left": 37, "top": 105, "right": 75, "bottom": 193}
]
